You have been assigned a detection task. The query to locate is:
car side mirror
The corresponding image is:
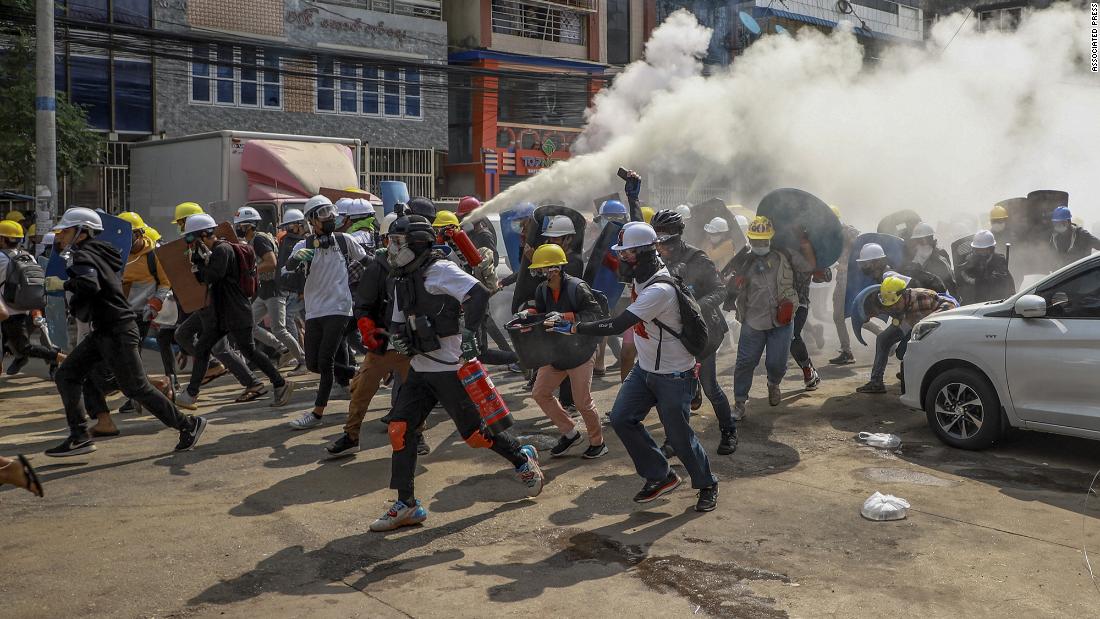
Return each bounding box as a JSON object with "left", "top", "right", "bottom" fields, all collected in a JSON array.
[{"left": 1014, "top": 294, "right": 1047, "bottom": 318}]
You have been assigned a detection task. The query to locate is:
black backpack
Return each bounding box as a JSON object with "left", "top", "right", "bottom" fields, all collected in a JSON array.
[
  {"left": 648, "top": 275, "right": 711, "bottom": 362},
  {"left": 538, "top": 276, "right": 609, "bottom": 319},
  {"left": 2, "top": 249, "right": 46, "bottom": 311}
]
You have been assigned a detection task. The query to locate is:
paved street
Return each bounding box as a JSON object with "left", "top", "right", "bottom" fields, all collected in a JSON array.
[{"left": 2, "top": 343, "right": 1098, "bottom": 618}]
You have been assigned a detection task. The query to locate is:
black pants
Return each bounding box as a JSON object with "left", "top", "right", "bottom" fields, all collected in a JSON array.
[
  {"left": 304, "top": 315, "right": 354, "bottom": 408},
  {"left": 187, "top": 323, "right": 284, "bottom": 398},
  {"left": 56, "top": 322, "right": 187, "bottom": 436},
  {"left": 155, "top": 326, "right": 179, "bottom": 378},
  {"left": 476, "top": 322, "right": 518, "bottom": 366},
  {"left": 789, "top": 305, "right": 813, "bottom": 370},
  {"left": 177, "top": 309, "right": 255, "bottom": 388},
  {"left": 388, "top": 367, "right": 525, "bottom": 502},
  {"left": 1, "top": 315, "right": 56, "bottom": 362}
]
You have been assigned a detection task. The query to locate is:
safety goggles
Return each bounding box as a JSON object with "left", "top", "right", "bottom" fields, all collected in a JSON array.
[
  {"left": 184, "top": 230, "right": 211, "bottom": 244},
  {"left": 310, "top": 204, "right": 337, "bottom": 221},
  {"left": 528, "top": 266, "right": 561, "bottom": 279}
]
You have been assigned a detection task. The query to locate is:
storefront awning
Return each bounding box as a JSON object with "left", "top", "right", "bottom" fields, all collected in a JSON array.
[{"left": 757, "top": 7, "right": 915, "bottom": 43}]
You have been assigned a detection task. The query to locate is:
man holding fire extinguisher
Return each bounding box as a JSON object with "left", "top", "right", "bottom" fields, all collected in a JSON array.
[{"left": 370, "top": 213, "right": 545, "bottom": 532}]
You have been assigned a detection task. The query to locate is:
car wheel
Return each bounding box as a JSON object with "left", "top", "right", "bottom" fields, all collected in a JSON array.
[{"left": 924, "top": 368, "right": 1002, "bottom": 450}]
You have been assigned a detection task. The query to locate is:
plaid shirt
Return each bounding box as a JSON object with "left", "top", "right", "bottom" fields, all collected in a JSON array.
[{"left": 887, "top": 288, "right": 957, "bottom": 326}]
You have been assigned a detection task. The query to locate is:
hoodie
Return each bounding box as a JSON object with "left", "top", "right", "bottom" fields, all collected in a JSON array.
[{"left": 65, "top": 239, "right": 136, "bottom": 331}]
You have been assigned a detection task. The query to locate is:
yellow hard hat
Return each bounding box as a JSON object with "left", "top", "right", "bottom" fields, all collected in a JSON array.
[
  {"left": 746, "top": 215, "right": 775, "bottom": 240},
  {"left": 27, "top": 223, "right": 35, "bottom": 237},
  {"left": 830, "top": 205, "right": 841, "bottom": 219},
  {"left": 4, "top": 211, "right": 25, "bottom": 222},
  {"left": 0, "top": 219, "right": 24, "bottom": 239},
  {"left": 989, "top": 205, "right": 1008, "bottom": 221},
  {"left": 433, "top": 210, "right": 459, "bottom": 228},
  {"left": 173, "top": 201, "right": 204, "bottom": 223},
  {"left": 529, "top": 243, "right": 568, "bottom": 270},
  {"left": 343, "top": 186, "right": 367, "bottom": 193},
  {"left": 879, "top": 276, "right": 907, "bottom": 307},
  {"left": 641, "top": 206, "right": 655, "bottom": 224},
  {"left": 118, "top": 211, "right": 147, "bottom": 231},
  {"left": 144, "top": 226, "right": 162, "bottom": 243}
]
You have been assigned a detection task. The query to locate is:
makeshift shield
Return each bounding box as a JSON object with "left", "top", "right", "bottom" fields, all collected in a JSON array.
[
  {"left": 154, "top": 222, "right": 238, "bottom": 314},
  {"left": 850, "top": 284, "right": 883, "bottom": 346},
  {"left": 756, "top": 188, "right": 844, "bottom": 269},
  {"left": 593, "top": 193, "right": 623, "bottom": 216},
  {"left": 876, "top": 210, "right": 922, "bottom": 240},
  {"left": 684, "top": 198, "right": 747, "bottom": 254},
  {"left": 498, "top": 208, "right": 528, "bottom": 273},
  {"left": 46, "top": 212, "right": 133, "bottom": 278},
  {"left": 380, "top": 181, "right": 410, "bottom": 215},
  {"left": 527, "top": 204, "right": 587, "bottom": 258},
  {"left": 582, "top": 220, "right": 626, "bottom": 304},
  {"left": 844, "top": 233, "right": 905, "bottom": 317}
]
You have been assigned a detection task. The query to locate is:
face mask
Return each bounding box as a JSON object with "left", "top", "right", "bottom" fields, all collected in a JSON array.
[
  {"left": 990, "top": 222, "right": 1006, "bottom": 233},
  {"left": 334, "top": 215, "right": 346, "bottom": 228},
  {"left": 235, "top": 226, "right": 248, "bottom": 237},
  {"left": 1053, "top": 223, "right": 1069, "bottom": 234},
  {"left": 914, "top": 246, "right": 933, "bottom": 263},
  {"left": 318, "top": 219, "right": 337, "bottom": 235},
  {"left": 751, "top": 245, "right": 770, "bottom": 256}
]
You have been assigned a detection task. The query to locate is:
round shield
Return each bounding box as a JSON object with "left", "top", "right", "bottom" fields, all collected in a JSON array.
[
  {"left": 877, "top": 209, "right": 922, "bottom": 240},
  {"left": 756, "top": 188, "right": 844, "bottom": 269}
]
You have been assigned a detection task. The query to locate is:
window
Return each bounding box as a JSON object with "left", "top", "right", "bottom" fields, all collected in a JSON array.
[
  {"left": 498, "top": 75, "right": 587, "bottom": 127},
  {"left": 112, "top": 0, "right": 150, "bottom": 26},
  {"left": 113, "top": 59, "right": 152, "bottom": 132},
  {"left": 190, "top": 44, "right": 282, "bottom": 110},
  {"left": 69, "top": 0, "right": 108, "bottom": 22},
  {"left": 1038, "top": 266, "right": 1100, "bottom": 319},
  {"left": 606, "top": 0, "right": 631, "bottom": 65},
  {"left": 70, "top": 55, "right": 111, "bottom": 130},
  {"left": 491, "top": 0, "right": 588, "bottom": 45},
  {"left": 56, "top": 53, "right": 153, "bottom": 133},
  {"left": 67, "top": 0, "right": 150, "bottom": 25},
  {"left": 315, "top": 58, "right": 422, "bottom": 120}
]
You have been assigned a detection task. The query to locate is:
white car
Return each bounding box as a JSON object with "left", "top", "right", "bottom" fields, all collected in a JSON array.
[{"left": 901, "top": 253, "right": 1100, "bottom": 449}]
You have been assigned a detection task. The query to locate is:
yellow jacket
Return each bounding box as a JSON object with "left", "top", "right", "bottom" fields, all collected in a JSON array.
[{"left": 123, "top": 237, "right": 171, "bottom": 304}]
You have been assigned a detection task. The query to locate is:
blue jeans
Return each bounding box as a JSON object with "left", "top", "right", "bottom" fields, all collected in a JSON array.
[
  {"left": 610, "top": 365, "right": 717, "bottom": 489},
  {"left": 734, "top": 322, "right": 794, "bottom": 402},
  {"left": 699, "top": 352, "right": 734, "bottom": 431},
  {"left": 870, "top": 324, "right": 907, "bottom": 383}
]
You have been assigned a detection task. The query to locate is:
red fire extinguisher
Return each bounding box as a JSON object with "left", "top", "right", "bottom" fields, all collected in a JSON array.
[
  {"left": 441, "top": 227, "right": 482, "bottom": 268},
  {"left": 457, "top": 358, "right": 513, "bottom": 435}
]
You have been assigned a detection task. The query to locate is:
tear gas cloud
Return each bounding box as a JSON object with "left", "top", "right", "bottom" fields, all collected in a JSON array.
[{"left": 482, "top": 5, "right": 1100, "bottom": 236}]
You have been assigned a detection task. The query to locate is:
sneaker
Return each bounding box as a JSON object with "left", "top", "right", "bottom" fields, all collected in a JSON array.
[
  {"left": 732, "top": 401, "right": 747, "bottom": 421},
  {"left": 690, "top": 382, "right": 703, "bottom": 411},
  {"left": 803, "top": 367, "right": 821, "bottom": 391},
  {"left": 6, "top": 356, "right": 28, "bottom": 375},
  {"left": 634, "top": 472, "right": 681, "bottom": 503},
  {"left": 175, "top": 390, "right": 199, "bottom": 411},
  {"left": 272, "top": 381, "right": 295, "bottom": 407},
  {"left": 767, "top": 382, "right": 782, "bottom": 406},
  {"left": 550, "top": 431, "right": 582, "bottom": 457},
  {"left": 507, "top": 363, "right": 523, "bottom": 374},
  {"left": 278, "top": 349, "right": 297, "bottom": 367},
  {"left": 717, "top": 429, "right": 738, "bottom": 455},
  {"left": 582, "top": 443, "right": 609, "bottom": 459},
  {"left": 696, "top": 483, "right": 719, "bottom": 512},
  {"left": 829, "top": 350, "right": 855, "bottom": 365},
  {"left": 856, "top": 381, "right": 887, "bottom": 394},
  {"left": 416, "top": 433, "right": 431, "bottom": 456},
  {"left": 45, "top": 435, "right": 96, "bottom": 457},
  {"left": 326, "top": 433, "right": 360, "bottom": 457},
  {"left": 288, "top": 363, "right": 311, "bottom": 377},
  {"left": 118, "top": 399, "right": 141, "bottom": 415},
  {"left": 175, "top": 416, "right": 208, "bottom": 451},
  {"left": 330, "top": 383, "right": 351, "bottom": 400},
  {"left": 660, "top": 441, "right": 676, "bottom": 459},
  {"left": 369, "top": 499, "right": 428, "bottom": 532},
  {"left": 289, "top": 411, "right": 322, "bottom": 430},
  {"left": 516, "top": 445, "right": 545, "bottom": 497}
]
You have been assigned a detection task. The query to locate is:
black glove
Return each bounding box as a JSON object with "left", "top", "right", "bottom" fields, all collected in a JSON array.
[
  {"left": 461, "top": 328, "right": 480, "bottom": 360},
  {"left": 390, "top": 332, "right": 413, "bottom": 357},
  {"left": 624, "top": 173, "right": 641, "bottom": 200}
]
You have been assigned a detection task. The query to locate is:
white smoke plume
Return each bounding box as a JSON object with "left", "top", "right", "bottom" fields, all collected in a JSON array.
[{"left": 482, "top": 5, "right": 1100, "bottom": 235}]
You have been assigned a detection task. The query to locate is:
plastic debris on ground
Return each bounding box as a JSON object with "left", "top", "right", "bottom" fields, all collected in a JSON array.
[
  {"left": 861, "top": 491, "right": 911, "bottom": 521},
  {"left": 857, "top": 432, "right": 901, "bottom": 449}
]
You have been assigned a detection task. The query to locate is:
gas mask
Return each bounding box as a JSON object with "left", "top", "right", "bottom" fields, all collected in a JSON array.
[
  {"left": 310, "top": 204, "right": 338, "bottom": 236},
  {"left": 387, "top": 235, "right": 417, "bottom": 268},
  {"left": 234, "top": 225, "right": 249, "bottom": 238},
  {"left": 990, "top": 222, "right": 1006, "bottom": 234},
  {"left": 913, "top": 245, "right": 934, "bottom": 264},
  {"left": 751, "top": 243, "right": 770, "bottom": 256}
]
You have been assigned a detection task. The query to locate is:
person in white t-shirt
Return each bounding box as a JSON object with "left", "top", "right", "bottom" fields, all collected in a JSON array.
[
  {"left": 550, "top": 222, "right": 718, "bottom": 513},
  {"left": 369, "top": 214, "right": 545, "bottom": 533}
]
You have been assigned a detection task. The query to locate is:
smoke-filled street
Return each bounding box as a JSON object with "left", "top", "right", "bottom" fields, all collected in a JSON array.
[{"left": 2, "top": 344, "right": 1097, "bottom": 617}]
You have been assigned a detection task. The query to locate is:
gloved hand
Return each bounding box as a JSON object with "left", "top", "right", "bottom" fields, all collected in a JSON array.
[
  {"left": 543, "top": 311, "right": 563, "bottom": 325},
  {"left": 512, "top": 309, "right": 534, "bottom": 322},
  {"left": 59, "top": 248, "right": 75, "bottom": 268},
  {"left": 461, "top": 328, "right": 481, "bottom": 360},
  {"left": 190, "top": 245, "right": 209, "bottom": 266},
  {"left": 144, "top": 297, "right": 163, "bottom": 321},
  {"left": 390, "top": 332, "right": 412, "bottom": 357},
  {"left": 623, "top": 171, "right": 641, "bottom": 200},
  {"left": 293, "top": 248, "right": 315, "bottom": 264},
  {"left": 545, "top": 319, "right": 574, "bottom": 335},
  {"left": 45, "top": 276, "right": 65, "bottom": 292}
]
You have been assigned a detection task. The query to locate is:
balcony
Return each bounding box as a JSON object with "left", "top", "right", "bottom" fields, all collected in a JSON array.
[
  {"left": 491, "top": 0, "right": 590, "bottom": 44},
  {"left": 328, "top": 0, "right": 442, "bottom": 20}
]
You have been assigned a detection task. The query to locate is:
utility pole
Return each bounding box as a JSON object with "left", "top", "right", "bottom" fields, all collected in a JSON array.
[{"left": 35, "top": 0, "right": 58, "bottom": 232}]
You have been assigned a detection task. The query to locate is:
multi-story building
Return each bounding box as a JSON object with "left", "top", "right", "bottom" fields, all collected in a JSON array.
[
  {"left": 922, "top": 0, "right": 1053, "bottom": 34},
  {"left": 52, "top": 0, "right": 447, "bottom": 210},
  {"left": 443, "top": 0, "right": 656, "bottom": 199}
]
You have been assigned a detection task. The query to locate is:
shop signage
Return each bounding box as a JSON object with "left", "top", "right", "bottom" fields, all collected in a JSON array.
[{"left": 285, "top": 7, "right": 409, "bottom": 42}]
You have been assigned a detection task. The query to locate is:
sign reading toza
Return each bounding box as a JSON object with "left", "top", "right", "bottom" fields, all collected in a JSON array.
[{"left": 285, "top": 8, "right": 409, "bottom": 42}]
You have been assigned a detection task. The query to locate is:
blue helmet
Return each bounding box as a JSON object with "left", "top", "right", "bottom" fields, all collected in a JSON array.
[
  {"left": 1051, "top": 206, "right": 1072, "bottom": 222},
  {"left": 513, "top": 202, "right": 537, "bottom": 219},
  {"left": 599, "top": 200, "right": 627, "bottom": 216}
]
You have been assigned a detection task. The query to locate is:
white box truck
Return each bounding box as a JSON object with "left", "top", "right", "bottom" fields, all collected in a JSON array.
[{"left": 129, "top": 131, "right": 362, "bottom": 239}]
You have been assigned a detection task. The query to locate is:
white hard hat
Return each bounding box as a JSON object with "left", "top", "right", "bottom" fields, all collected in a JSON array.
[
  {"left": 882, "top": 271, "right": 912, "bottom": 286},
  {"left": 971, "top": 229, "right": 996, "bottom": 249},
  {"left": 281, "top": 208, "right": 304, "bottom": 225},
  {"left": 612, "top": 222, "right": 658, "bottom": 251},
  {"left": 675, "top": 204, "right": 693, "bottom": 220},
  {"left": 334, "top": 197, "right": 354, "bottom": 216},
  {"left": 381, "top": 212, "right": 399, "bottom": 234},
  {"left": 234, "top": 206, "right": 262, "bottom": 224},
  {"left": 703, "top": 217, "right": 729, "bottom": 234},
  {"left": 857, "top": 243, "right": 886, "bottom": 262},
  {"left": 911, "top": 222, "right": 935, "bottom": 239},
  {"left": 53, "top": 207, "right": 104, "bottom": 232},
  {"left": 183, "top": 213, "right": 217, "bottom": 235},
  {"left": 304, "top": 195, "right": 333, "bottom": 216},
  {"left": 347, "top": 198, "right": 376, "bottom": 218},
  {"left": 542, "top": 215, "right": 576, "bottom": 238},
  {"left": 734, "top": 214, "right": 749, "bottom": 231}
]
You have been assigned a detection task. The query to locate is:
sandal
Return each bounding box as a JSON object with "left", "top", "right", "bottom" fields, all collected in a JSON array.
[
  {"left": 200, "top": 364, "right": 228, "bottom": 386},
  {"left": 17, "top": 454, "right": 44, "bottom": 497},
  {"left": 234, "top": 384, "right": 269, "bottom": 403},
  {"left": 89, "top": 426, "right": 121, "bottom": 438}
]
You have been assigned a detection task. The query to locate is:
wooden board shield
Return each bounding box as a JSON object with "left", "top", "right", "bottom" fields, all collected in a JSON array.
[{"left": 154, "top": 222, "right": 237, "bottom": 313}]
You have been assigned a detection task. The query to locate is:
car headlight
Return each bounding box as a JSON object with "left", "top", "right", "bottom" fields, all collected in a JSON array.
[{"left": 910, "top": 321, "right": 940, "bottom": 342}]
